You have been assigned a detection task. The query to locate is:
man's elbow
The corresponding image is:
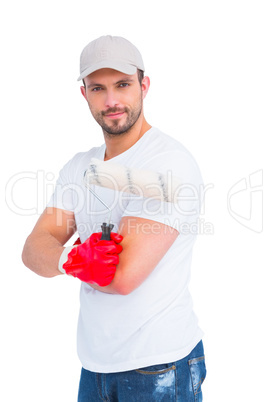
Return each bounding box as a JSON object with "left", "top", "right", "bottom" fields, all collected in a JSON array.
[
  {"left": 114, "top": 285, "right": 132, "bottom": 296},
  {"left": 21, "top": 237, "right": 31, "bottom": 269},
  {"left": 111, "top": 275, "right": 139, "bottom": 296},
  {"left": 112, "top": 285, "right": 133, "bottom": 296}
]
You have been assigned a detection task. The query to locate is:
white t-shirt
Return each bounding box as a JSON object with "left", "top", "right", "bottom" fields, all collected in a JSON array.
[{"left": 48, "top": 127, "right": 204, "bottom": 373}]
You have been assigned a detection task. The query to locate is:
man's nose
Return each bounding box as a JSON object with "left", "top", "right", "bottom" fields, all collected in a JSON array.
[{"left": 104, "top": 89, "right": 119, "bottom": 108}]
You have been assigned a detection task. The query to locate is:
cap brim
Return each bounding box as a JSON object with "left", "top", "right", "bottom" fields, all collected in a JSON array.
[{"left": 77, "top": 61, "right": 137, "bottom": 81}]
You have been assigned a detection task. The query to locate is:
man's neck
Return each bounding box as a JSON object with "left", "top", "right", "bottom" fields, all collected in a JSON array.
[{"left": 103, "top": 117, "right": 151, "bottom": 161}]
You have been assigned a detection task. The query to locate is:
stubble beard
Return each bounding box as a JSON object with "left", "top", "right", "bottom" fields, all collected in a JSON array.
[{"left": 89, "top": 97, "right": 143, "bottom": 137}]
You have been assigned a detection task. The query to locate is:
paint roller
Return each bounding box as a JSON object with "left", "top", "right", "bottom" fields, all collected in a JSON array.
[{"left": 83, "top": 158, "right": 182, "bottom": 240}]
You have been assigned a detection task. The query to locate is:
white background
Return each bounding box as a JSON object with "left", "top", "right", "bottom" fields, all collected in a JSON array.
[{"left": 1, "top": 1, "right": 267, "bottom": 401}]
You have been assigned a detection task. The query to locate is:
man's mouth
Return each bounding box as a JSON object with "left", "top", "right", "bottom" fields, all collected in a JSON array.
[
  {"left": 104, "top": 112, "right": 125, "bottom": 119},
  {"left": 105, "top": 112, "right": 124, "bottom": 119},
  {"left": 103, "top": 108, "right": 126, "bottom": 119}
]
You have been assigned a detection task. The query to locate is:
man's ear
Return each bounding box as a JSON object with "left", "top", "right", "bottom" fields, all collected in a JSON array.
[
  {"left": 80, "top": 85, "right": 87, "bottom": 100},
  {"left": 141, "top": 76, "right": 150, "bottom": 100}
]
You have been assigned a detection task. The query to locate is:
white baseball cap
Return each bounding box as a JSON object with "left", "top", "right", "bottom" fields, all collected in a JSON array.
[{"left": 77, "top": 35, "right": 145, "bottom": 81}]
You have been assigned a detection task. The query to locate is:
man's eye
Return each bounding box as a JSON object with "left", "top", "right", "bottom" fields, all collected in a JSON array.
[
  {"left": 119, "top": 83, "right": 129, "bottom": 88},
  {"left": 92, "top": 87, "right": 102, "bottom": 92}
]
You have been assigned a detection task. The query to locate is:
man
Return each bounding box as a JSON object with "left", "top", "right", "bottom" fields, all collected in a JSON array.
[{"left": 22, "top": 35, "right": 206, "bottom": 401}]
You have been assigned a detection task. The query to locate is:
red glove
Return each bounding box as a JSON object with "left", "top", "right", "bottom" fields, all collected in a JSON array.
[
  {"left": 59, "top": 232, "right": 123, "bottom": 286},
  {"left": 73, "top": 237, "right": 82, "bottom": 246}
]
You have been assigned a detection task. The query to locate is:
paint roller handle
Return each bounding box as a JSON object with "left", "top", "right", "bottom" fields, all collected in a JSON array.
[{"left": 101, "top": 222, "right": 114, "bottom": 240}]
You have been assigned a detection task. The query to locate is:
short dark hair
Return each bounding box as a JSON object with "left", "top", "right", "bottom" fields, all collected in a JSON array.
[
  {"left": 137, "top": 69, "right": 144, "bottom": 85},
  {"left": 82, "top": 69, "right": 144, "bottom": 88}
]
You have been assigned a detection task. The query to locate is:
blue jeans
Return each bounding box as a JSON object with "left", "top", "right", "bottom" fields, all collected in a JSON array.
[{"left": 78, "top": 340, "right": 206, "bottom": 401}]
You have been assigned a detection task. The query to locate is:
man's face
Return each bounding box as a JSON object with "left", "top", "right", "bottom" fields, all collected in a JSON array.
[{"left": 81, "top": 69, "right": 144, "bottom": 136}]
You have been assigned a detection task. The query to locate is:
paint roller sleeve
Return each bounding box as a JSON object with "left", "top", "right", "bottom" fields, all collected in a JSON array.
[{"left": 84, "top": 158, "right": 182, "bottom": 203}]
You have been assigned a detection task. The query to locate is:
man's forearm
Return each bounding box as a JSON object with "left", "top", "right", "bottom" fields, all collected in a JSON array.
[{"left": 22, "top": 231, "right": 64, "bottom": 278}]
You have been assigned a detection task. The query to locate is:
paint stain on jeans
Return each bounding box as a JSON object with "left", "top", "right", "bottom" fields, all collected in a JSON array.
[{"left": 154, "top": 371, "right": 175, "bottom": 396}]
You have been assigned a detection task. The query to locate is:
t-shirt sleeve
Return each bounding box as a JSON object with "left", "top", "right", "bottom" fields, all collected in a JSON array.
[
  {"left": 121, "top": 150, "right": 204, "bottom": 233},
  {"left": 46, "top": 156, "right": 82, "bottom": 212}
]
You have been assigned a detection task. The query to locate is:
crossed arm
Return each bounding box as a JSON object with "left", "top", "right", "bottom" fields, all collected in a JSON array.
[{"left": 22, "top": 207, "right": 178, "bottom": 295}]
